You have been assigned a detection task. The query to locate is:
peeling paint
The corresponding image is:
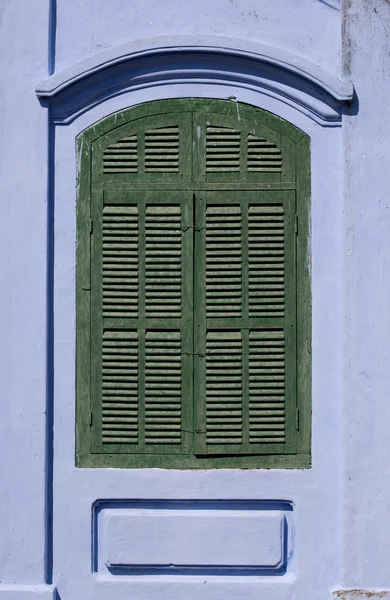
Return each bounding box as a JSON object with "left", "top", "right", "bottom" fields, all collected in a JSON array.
[{"left": 334, "top": 591, "right": 390, "bottom": 600}]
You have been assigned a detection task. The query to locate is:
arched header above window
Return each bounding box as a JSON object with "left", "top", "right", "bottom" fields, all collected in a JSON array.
[{"left": 36, "top": 36, "right": 353, "bottom": 126}]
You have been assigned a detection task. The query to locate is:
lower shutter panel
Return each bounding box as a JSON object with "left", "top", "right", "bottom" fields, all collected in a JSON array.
[
  {"left": 204, "top": 329, "right": 286, "bottom": 451},
  {"left": 145, "top": 331, "right": 182, "bottom": 446},
  {"left": 205, "top": 332, "right": 243, "bottom": 445},
  {"left": 249, "top": 330, "right": 285, "bottom": 445},
  {"left": 196, "top": 191, "right": 295, "bottom": 455},
  {"left": 92, "top": 192, "right": 193, "bottom": 455},
  {"left": 101, "top": 331, "right": 139, "bottom": 444}
]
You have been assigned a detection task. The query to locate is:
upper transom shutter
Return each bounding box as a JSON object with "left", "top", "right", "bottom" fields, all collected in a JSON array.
[
  {"left": 194, "top": 190, "right": 297, "bottom": 455},
  {"left": 193, "top": 110, "right": 290, "bottom": 183},
  {"left": 101, "top": 113, "right": 192, "bottom": 181},
  {"left": 205, "top": 126, "right": 282, "bottom": 174}
]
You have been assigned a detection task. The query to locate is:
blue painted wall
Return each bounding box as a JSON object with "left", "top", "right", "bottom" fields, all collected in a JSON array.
[
  {"left": 54, "top": 0, "right": 340, "bottom": 74},
  {"left": 0, "top": 1, "right": 388, "bottom": 599}
]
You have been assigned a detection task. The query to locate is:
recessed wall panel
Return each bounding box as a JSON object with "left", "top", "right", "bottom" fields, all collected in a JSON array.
[{"left": 94, "top": 500, "right": 293, "bottom": 576}]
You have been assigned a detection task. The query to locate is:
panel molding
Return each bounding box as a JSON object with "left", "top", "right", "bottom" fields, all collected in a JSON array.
[
  {"left": 35, "top": 36, "right": 353, "bottom": 127},
  {"left": 0, "top": 585, "right": 56, "bottom": 600},
  {"left": 94, "top": 499, "right": 293, "bottom": 576}
]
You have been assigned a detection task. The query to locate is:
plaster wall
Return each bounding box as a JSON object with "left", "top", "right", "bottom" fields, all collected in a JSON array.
[
  {"left": 2, "top": 0, "right": 390, "bottom": 598},
  {"left": 342, "top": 0, "right": 390, "bottom": 590},
  {"left": 51, "top": 85, "right": 342, "bottom": 600},
  {"left": 0, "top": 0, "right": 49, "bottom": 586},
  {"left": 54, "top": 0, "right": 341, "bottom": 75}
]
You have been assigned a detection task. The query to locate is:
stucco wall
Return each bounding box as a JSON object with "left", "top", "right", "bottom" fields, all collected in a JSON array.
[
  {"left": 54, "top": 0, "right": 341, "bottom": 74},
  {"left": 342, "top": 0, "right": 390, "bottom": 591},
  {"left": 1, "top": 1, "right": 390, "bottom": 599},
  {"left": 0, "top": 0, "right": 49, "bottom": 587}
]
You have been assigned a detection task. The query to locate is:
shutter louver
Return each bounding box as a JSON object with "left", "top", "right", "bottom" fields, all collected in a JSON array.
[
  {"left": 249, "top": 330, "right": 285, "bottom": 444},
  {"left": 145, "top": 332, "right": 182, "bottom": 445},
  {"left": 103, "top": 135, "right": 138, "bottom": 173},
  {"left": 145, "top": 206, "right": 182, "bottom": 319},
  {"left": 205, "top": 332, "right": 243, "bottom": 445},
  {"left": 145, "top": 126, "right": 180, "bottom": 172},
  {"left": 206, "top": 126, "right": 241, "bottom": 172},
  {"left": 102, "top": 205, "right": 139, "bottom": 319},
  {"left": 101, "top": 331, "right": 138, "bottom": 444},
  {"left": 248, "top": 204, "right": 285, "bottom": 318},
  {"left": 247, "top": 134, "right": 282, "bottom": 172},
  {"left": 206, "top": 206, "right": 242, "bottom": 318}
]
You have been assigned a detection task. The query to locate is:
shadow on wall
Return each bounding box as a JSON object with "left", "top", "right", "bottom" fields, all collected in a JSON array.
[{"left": 343, "top": 88, "right": 359, "bottom": 117}]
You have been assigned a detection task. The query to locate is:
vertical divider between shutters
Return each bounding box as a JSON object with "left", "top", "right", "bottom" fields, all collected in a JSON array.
[
  {"left": 138, "top": 129, "right": 145, "bottom": 175},
  {"left": 181, "top": 193, "right": 194, "bottom": 453},
  {"left": 193, "top": 193, "right": 207, "bottom": 453},
  {"left": 240, "top": 132, "right": 249, "bottom": 183},
  {"left": 192, "top": 112, "right": 206, "bottom": 184},
  {"left": 242, "top": 198, "right": 250, "bottom": 447},
  {"left": 138, "top": 199, "right": 146, "bottom": 452},
  {"left": 179, "top": 114, "right": 193, "bottom": 182}
]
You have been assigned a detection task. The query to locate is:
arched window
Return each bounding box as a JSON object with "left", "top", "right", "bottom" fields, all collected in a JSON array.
[{"left": 76, "top": 98, "right": 311, "bottom": 468}]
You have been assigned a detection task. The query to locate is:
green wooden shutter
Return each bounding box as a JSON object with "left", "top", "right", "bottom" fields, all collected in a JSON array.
[
  {"left": 76, "top": 98, "right": 310, "bottom": 469},
  {"left": 89, "top": 108, "right": 194, "bottom": 456},
  {"left": 194, "top": 190, "right": 297, "bottom": 455},
  {"left": 90, "top": 190, "right": 194, "bottom": 454},
  {"left": 193, "top": 109, "right": 293, "bottom": 184}
]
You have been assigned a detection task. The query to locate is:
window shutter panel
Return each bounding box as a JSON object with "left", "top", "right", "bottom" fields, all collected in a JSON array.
[
  {"left": 205, "top": 126, "right": 282, "bottom": 175},
  {"left": 198, "top": 112, "right": 285, "bottom": 183},
  {"left": 144, "top": 126, "right": 180, "bottom": 172},
  {"left": 90, "top": 110, "right": 194, "bottom": 456},
  {"left": 91, "top": 191, "right": 194, "bottom": 455},
  {"left": 103, "top": 135, "right": 138, "bottom": 174},
  {"left": 100, "top": 113, "right": 191, "bottom": 182},
  {"left": 194, "top": 190, "right": 297, "bottom": 455}
]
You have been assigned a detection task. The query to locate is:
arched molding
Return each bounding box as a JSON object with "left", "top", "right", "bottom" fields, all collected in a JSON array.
[
  {"left": 319, "top": 0, "right": 340, "bottom": 9},
  {"left": 35, "top": 36, "right": 353, "bottom": 127}
]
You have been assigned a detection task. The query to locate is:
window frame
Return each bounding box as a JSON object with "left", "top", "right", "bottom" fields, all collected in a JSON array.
[{"left": 76, "top": 98, "right": 311, "bottom": 469}]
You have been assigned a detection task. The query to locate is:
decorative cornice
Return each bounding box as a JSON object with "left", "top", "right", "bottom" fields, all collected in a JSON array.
[
  {"left": 0, "top": 584, "right": 56, "bottom": 600},
  {"left": 35, "top": 36, "right": 353, "bottom": 126}
]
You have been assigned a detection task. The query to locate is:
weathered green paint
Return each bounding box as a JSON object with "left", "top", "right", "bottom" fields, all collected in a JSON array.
[{"left": 76, "top": 98, "right": 311, "bottom": 469}]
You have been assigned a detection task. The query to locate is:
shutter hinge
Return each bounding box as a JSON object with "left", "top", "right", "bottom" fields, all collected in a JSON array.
[
  {"left": 295, "top": 214, "right": 298, "bottom": 235},
  {"left": 90, "top": 219, "right": 93, "bottom": 234},
  {"left": 89, "top": 410, "right": 93, "bottom": 427},
  {"left": 296, "top": 408, "right": 300, "bottom": 431}
]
